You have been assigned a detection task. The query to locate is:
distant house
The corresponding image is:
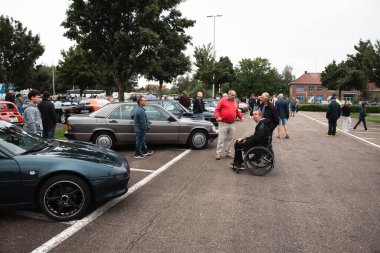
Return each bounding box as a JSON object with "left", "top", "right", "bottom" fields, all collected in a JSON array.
[
  {"left": 289, "top": 71, "right": 334, "bottom": 103},
  {"left": 289, "top": 71, "right": 380, "bottom": 103}
]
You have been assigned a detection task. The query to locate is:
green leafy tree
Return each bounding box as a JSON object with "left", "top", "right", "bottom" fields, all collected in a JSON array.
[
  {"left": 280, "top": 65, "right": 295, "bottom": 96},
  {"left": 29, "top": 65, "right": 53, "bottom": 92},
  {"left": 144, "top": 9, "right": 194, "bottom": 99},
  {"left": 214, "top": 56, "right": 235, "bottom": 93},
  {"left": 62, "top": 0, "right": 191, "bottom": 101},
  {"left": 172, "top": 74, "right": 196, "bottom": 94},
  {"left": 193, "top": 44, "right": 214, "bottom": 90},
  {"left": 233, "top": 57, "right": 282, "bottom": 97},
  {"left": 57, "top": 46, "right": 104, "bottom": 95},
  {"left": 0, "top": 15, "right": 44, "bottom": 90}
]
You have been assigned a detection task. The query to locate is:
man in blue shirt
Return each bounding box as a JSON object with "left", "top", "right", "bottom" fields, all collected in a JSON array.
[
  {"left": 275, "top": 94, "right": 290, "bottom": 139},
  {"left": 134, "top": 97, "right": 153, "bottom": 158}
]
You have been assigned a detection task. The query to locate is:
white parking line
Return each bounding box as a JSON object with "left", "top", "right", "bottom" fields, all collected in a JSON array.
[
  {"left": 130, "top": 168, "right": 155, "bottom": 173},
  {"left": 300, "top": 113, "right": 380, "bottom": 149},
  {"left": 31, "top": 149, "right": 191, "bottom": 253}
]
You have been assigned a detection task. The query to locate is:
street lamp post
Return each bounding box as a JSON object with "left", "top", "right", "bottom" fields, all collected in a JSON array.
[
  {"left": 207, "top": 14, "right": 222, "bottom": 98},
  {"left": 52, "top": 65, "right": 55, "bottom": 95}
]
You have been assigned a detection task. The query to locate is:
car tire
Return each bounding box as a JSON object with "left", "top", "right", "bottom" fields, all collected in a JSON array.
[
  {"left": 188, "top": 130, "right": 208, "bottom": 150},
  {"left": 38, "top": 174, "right": 91, "bottom": 222},
  {"left": 92, "top": 131, "right": 116, "bottom": 149}
]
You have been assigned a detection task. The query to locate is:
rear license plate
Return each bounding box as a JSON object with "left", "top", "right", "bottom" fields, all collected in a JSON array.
[{"left": 9, "top": 117, "right": 18, "bottom": 122}]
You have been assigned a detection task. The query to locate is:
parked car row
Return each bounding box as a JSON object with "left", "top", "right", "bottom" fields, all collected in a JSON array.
[
  {"left": 54, "top": 98, "right": 110, "bottom": 124},
  {"left": 65, "top": 103, "right": 218, "bottom": 150}
]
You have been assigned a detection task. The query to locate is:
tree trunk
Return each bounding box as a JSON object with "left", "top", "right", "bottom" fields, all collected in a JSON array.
[
  {"left": 114, "top": 75, "right": 125, "bottom": 102},
  {"left": 159, "top": 80, "right": 163, "bottom": 100}
]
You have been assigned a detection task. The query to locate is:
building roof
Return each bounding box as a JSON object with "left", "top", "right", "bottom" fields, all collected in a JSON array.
[
  {"left": 367, "top": 82, "right": 380, "bottom": 91},
  {"left": 290, "top": 72, "right": 321, "bottom": 85}
]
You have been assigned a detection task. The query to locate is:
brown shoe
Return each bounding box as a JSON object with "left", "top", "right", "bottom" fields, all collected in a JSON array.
[
  {"left": 276, "top": 135, "right": 281, "bottom": 139},
  {"left": 285, "top": 135, "right": 289, "bottom": 139},
  {"left": 226, "top": 153, "right": 234, "bottom": 159},
  {"left": 216, "top": 154, "right": 221, "bottom": 160}
]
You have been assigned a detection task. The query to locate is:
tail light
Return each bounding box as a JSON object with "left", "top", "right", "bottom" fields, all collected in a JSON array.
[{"left": 67, "top": 124, "right": 73, "bottom": 132}]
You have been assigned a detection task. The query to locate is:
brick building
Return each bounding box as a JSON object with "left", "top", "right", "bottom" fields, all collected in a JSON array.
[
  {"left": 289, "top": 71, "right": 380, "bottom": 103},
  {"left": 289, "top": 71, "right": 335, "bottom": 103}
]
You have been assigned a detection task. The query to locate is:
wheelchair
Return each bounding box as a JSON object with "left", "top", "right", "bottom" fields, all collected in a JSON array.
[{"left": 233, "top": 136, "right": 274, "bottom": 176}]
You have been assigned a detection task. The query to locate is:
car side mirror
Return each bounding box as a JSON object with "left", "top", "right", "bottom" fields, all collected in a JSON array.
[{"left": 168, "top": 116, "right": 177, "bottom": 122}]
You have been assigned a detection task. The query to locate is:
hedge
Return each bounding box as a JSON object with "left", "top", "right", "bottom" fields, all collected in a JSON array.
[{"left": 298, "top": 103, "right": 380, "bottom": 113}]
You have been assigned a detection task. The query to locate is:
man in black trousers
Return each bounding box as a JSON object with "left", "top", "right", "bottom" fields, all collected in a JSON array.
[{"left": 326, "top": 94, "right": 341, "bottom": 136}]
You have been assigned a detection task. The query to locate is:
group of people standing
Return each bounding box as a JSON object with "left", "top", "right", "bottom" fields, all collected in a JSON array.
[
  {"left": 6, "top": 89, "right": 58, "bottom": 141},
  {"left": 326, "top": 94, "right": 368, "bottom": 136}
]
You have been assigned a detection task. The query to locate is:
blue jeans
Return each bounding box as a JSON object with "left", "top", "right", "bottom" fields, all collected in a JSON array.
[
  {"left": 195, "top": 113, "right": 204, "bottom": 120},
  {"left": 43, "top": 127, "right": 56, "bottom": 141},
  {"left": 135, "top": 128, "right": 148, "bottom": 156}
]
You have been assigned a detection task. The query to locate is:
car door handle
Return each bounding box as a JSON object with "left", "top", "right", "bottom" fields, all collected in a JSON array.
[{"left": 109, "top": 120, "right": 118, "bottom": 123}]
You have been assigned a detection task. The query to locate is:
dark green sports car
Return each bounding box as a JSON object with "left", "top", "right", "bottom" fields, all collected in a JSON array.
[{"left": 0, "top": 120, "right": 130, "bottom": 221}]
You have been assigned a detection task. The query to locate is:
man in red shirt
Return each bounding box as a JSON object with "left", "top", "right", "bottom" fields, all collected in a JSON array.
[{"left": 214, "top": 90, "right": 243, "bottom": 160}]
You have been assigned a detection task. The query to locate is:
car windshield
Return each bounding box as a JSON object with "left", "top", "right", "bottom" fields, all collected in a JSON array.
[{"left": 0, "top": 122, "right": 48, "bottom": 155}]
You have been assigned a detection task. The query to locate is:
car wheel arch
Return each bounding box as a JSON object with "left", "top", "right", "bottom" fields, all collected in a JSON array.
[
  {"left": 34, "top": 171, "right": 95, "bottom": 206},
  {"left": 91, "top": 130, "right": 117, "bottom": 149},
  {"left": 187, "top": 128, "right": 209, "bottom": 149}
]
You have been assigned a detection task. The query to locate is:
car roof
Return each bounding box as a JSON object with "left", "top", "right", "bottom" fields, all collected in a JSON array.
[{"left": 89, "top": 102, "right": 167, "bottom": 118}]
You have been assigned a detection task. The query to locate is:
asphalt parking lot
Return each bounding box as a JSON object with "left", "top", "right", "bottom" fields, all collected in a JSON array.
[{"left": 1, "top": 111, "right": 379, "bottom": 253}]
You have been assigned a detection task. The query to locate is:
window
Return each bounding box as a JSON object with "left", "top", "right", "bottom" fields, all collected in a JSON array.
[
  {"left": 145, "top": 105, "right": 172, "bottom": 121},
  {"left": 109, "top": 105, "right": 134, "bottom": 120},
  {"left": 308, "top": 86, "right": 315, "bottom": 91},
  {"left": 296, "top": 95, "right": 304, "bottom": 101},
  {"left": 317, "top": 86, "right": 323, "bottom": 91},
  {"left": 307, "top": 96, "right": 314, "bottom": 103},
  {"left": 163, "top": 101, "right": 182, "bottom": 113},
  {"left": 316, "top": 95, "right": 323, "bottom": 102},
  {"left": 296, "top": 86, "right": 304, "bottom": 92}
]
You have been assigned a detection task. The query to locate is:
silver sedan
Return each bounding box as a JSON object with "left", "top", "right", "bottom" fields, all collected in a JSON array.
[{"left": 64, "top": 103, "right": 218, "bottom": 149}]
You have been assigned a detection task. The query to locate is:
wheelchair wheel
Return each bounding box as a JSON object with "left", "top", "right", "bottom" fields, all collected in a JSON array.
[{"left": 244, "top": 146, "right": 274, "bottom": 176}]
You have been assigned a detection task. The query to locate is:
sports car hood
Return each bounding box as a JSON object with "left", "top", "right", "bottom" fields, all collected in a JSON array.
[{"left": 38, "top": 140, "right": 122, "bottom": 166}]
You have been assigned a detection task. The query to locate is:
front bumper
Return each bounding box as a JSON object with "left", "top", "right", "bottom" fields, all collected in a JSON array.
[{"left": 64, "top": 132, "right": 77, "bottom": 140}]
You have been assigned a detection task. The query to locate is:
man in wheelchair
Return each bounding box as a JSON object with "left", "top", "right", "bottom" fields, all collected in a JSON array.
[{"left": 232, "top": 108, "right": 272, "bottom": 170}]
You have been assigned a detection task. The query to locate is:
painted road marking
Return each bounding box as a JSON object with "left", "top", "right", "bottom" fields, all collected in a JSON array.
[
  {"left": 31, "top": 149, "right": 192, "bottom": 253},
  {"left": 300, "top": 113, "right": 380, "bottom": 149},
  {"left": 130, "top": 168, "right": 155, "bottom": 173}
]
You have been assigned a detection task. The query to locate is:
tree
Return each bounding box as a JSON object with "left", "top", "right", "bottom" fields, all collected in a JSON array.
[
  {"left": 144, "top": 9, "right": 194, "bottom": 99},
  {"left": 233, "top": 57, "right": 282, "bottom": 97},
  {"left": 57, "top": 46, "right": 103, "bottom": 95},
  {"left": 62, "top": 0, "right": 193, "bottom": 101},
  {"left": 214, "top": 56, "right": 235, "bottom": 93},
  {"left": 280, "top": 65, "right": 295, "bottom": 96},
  {"left": 193, "top": 44, "right": 214, "bottom": 90},
  {"left": 0, "top": 15, "right": 44, "bottom": 90}
]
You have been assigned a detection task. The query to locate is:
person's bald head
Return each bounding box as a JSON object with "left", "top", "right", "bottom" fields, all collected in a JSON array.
[{"left": 228, "top": 90, "right": 237, "bottom": 100}]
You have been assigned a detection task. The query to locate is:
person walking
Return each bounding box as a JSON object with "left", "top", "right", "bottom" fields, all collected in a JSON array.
[
  {"left": 353, "top": 102, "right": 368, "bottom": 131},
  {"left": 275, "top": 93, "right": 290, "bottom": 139},
  {"left": 22, "top": 89, "right": 43, "bottom": 136},
  {"left": 290, "top": 97, "right": 297, "bottom": 117},
  {"left": 326, "top": 94, "right": 341, "bottom": 136},
  {"left": 248, "top": 94, "right": 256, "bottom": 119},
  {"left": 192, "top": 91, "right": 205, "bottom": 120},
  {"left": 134, "top": 96, "right": 153, "bottom": 159},
  {"left": 260, "top": 92, "right": 279, "bottom": 132},
  {"left": 179, "top": 90, "right": 191, "bottom": 109},
  {"left": 341, "top": 100, "right": 352, "bottom": 132},
  {"left": 214, "top": 90, "right": 243, "bottom": 160},
  {"left": 38, "top": 91, "right": 57, "bottom": 141}
]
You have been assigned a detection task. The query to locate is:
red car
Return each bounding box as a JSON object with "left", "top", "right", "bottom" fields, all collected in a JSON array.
[{"left": 0, "top": 101, "right": 24, "bottom": 125}]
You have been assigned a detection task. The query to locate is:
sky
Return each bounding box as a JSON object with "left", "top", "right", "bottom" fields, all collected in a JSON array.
[{"left": 1, "top": 0, "right": 380, "bottom": 85}]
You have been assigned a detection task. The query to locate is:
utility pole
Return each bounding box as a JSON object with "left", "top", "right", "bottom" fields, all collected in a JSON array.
[{"left": 207, "top": 14, "right": 222, "bottom": 98}]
